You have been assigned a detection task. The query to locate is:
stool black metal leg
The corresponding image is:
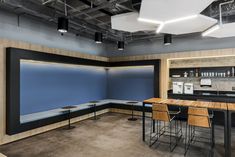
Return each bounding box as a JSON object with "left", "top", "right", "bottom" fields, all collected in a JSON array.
[
  {"left": 185, "top": 123, "right": 188, "bottom": 156},
  {"left": 212, "top": 120, "right": 215, "bottom": 148},
  {"left": 153, "top": 120, "right": 155, "bottom": 133},
  {"left": 210, "top": 123, "right": 214, "bottom": 157},
  {"left": 170, "top": 121, "right": 172, "bottom": 151}
]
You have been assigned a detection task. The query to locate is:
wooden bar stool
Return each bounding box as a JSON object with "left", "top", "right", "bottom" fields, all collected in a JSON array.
[
  {"left": 185, "top": 107, "right": 214, "bottom": 156},
  {"left": 149, "top": 103, "right": 182, "bottom": 152}
]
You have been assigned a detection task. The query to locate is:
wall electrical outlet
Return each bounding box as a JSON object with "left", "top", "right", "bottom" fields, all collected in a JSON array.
[{"left": 232, "top": 87, "right": 235, "bottom": 91}]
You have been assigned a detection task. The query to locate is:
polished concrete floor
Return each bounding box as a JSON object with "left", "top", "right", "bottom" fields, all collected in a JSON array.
[{"left": 0, "top": 113, "right": 234, "bottom": 157}]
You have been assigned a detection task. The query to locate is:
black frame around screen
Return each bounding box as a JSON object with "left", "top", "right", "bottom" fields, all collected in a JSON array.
[{"left": 6, "top": 47, "right": 160, "bottom": 135}]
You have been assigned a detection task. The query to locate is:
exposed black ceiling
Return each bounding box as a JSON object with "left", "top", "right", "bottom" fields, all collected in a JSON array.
[{"left": 0, "top": 0, "right": 235, "bottom": 43}]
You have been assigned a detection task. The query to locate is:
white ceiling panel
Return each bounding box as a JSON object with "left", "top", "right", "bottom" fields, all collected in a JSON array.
[
  {"left": 160, "top": 14, "right": 217, "bottom": 35},
  {"left": 111, "top": 12, "right": 158, "bottom": 33},
  {"left": 206, "top": 23, "right": 235, "bottom": 38},
  {"left": 139, "top": 0, "right": 215, "bottom": 22}
]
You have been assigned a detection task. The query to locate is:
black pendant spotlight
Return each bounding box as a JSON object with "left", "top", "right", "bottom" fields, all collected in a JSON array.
[
  {"left": 57, "top": 17, "right": 68, "bottom": 33},
  {"left": 164, "top": 34, "right": 172, "bottom": 45},
  {"left": 58, "top": 0, "right": 68, "bottom": 33},
  {"left": 118, "top": 41, "right": 124, "bottom": 50},
  {"left": 95, "top": 32, "right": 103, "bottom": 43}
]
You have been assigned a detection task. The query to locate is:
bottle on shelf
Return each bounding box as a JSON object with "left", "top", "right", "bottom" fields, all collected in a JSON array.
[
  {"left": 184, "top": 72, "right": 188, "bottom": 77},
  {"left": 189, "top": 70, "right": 194, "bottom": 77},
  {"left": 232, "top": 67, "right": 235, "bottom": 77},
  {"left": 227, "top": 70, "right": 231, "bottom": 77},
  {"left": 195, "top": 69, "right": 199, "bottom": 77}
]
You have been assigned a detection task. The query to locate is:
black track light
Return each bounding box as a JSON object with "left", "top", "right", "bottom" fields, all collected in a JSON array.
[
  {"left": 164, "top": 34, "right": 172, "bottom": 45},
  {"left": 58, "top": 17, "right": 68, "bottom": 33},
  {"left": 95, "top": 32, "right": 103, "bottom": 43},
  {"left": 118, "top": 41, "right": 124, "bottom": 50}
]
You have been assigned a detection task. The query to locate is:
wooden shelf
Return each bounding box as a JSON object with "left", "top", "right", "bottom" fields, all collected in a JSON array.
[{"left": 170, "top": 77, "right": 235, "bottom": 79}]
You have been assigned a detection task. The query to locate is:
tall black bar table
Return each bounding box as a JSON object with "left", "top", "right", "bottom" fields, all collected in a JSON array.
[
  {"left": 61, "top": 105, "right": 77, "bottom": 130},
  {"left": 127, "top": 101, "right": 138, "bottom": 121},
  {"left": 227, "top": 104, "right": 235, "bottom": 157},
  {"left": 142, "top": 98, "right": 229, "bottom": 157},
  {"left": 89, "top": 101, "right": 100, "bottom": 120}
]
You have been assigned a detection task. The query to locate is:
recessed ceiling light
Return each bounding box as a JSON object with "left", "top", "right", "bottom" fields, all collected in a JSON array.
[
  {"left": 165, "top": 15, "right": 198, "bottom": 24},
  {"left": 155, "top": 15, "right": 198, "bottom": 34},
  {"left": 202, "top": 24, "right": 220, "bottom": 36},
  {"left": 137, "top": 17, "right": 163, "bottom": 25},
  {"left": 156, "top": 23, "right": 165, "bottom": 34}
]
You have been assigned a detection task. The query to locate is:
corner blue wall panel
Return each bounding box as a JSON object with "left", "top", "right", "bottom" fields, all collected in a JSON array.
[
  {"left": 20, "top": 62, "right": 107, "bottom": 115},
  {"left": 107, "top": 67, "right": 154, "bottom": 101}
]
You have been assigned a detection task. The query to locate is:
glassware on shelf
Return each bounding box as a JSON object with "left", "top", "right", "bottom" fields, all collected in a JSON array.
[
  {"left": 201, "top": 72, "right": 204, "bottom": 77},
  {"left": 209, "top": 72, "right": 212, "bottom": 77},
  {"left": 184, "top": 72, "right": 188, "bottom": 77},
  {"left": 232, "top": 67, "right": 235, "bottom": 77},
  {"left": 189, "top": 70, "right": 194, "bottom": 77},
  {"left": 195, "top": 69, "right": 199, "bottom": 77},
  {"left": 227, "top": 70, "right": 231, "bottom": 77}
]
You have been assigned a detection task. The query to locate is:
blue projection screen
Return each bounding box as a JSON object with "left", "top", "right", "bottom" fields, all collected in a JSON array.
[
  {"left": 107, "top": 66, "right": 154, "bottom": 101},
  {"left": 20, "top": 61, "right": 107, "bottom": 115}
]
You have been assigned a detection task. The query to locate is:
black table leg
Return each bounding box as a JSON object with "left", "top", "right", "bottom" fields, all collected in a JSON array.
[
  {"left": 128, "top": 104, "right": 137, "bottom": 121},
  {"left": 94, "top": 104, "right": 97, "bottom": 120},
  {"left": 153, "top": 120, "right": 155, "bottom": 133},
  {"left": 227, "top": 111, "right": 232, "bottom": 157},
  {"left": 68, "top": 109, "right": 71, "bottom": 129},
  {"left": 92, "top": 104, "right": 99, "bottom": 120},
  {"left": 66, "top": 109, "right": 75, "bottom": 130},
  {"left": 142, "top": 102, "right": 145, "bottom": 141},
  {"left": 224, "top": 110, "right": 229, "bottom": 157}
]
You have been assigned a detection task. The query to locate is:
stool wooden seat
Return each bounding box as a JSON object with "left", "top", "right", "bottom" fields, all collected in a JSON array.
[{"left": 188, "top": 107, "right": 211, "bottom": 128}]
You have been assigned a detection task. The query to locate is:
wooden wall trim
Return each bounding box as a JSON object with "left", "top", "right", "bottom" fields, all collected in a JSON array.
[
  {"left": 169, "top": 56, "right": 235, "bottom": 68},
  {"left": 108, "top": 48, "right": 235, "bottom": 62},
  {"left": 0, "top": 39, "right": 109, "bottom": 62}
]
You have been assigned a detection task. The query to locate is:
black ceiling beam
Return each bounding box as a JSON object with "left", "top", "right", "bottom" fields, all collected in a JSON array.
[{"left": 78, "top": 0, "right": 114, "bottom": 16}]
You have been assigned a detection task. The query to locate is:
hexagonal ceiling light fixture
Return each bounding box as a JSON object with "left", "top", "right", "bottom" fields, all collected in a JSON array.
[
  {"left": 111, "top": 12, "right": 158, "bottom": 33},
  {"left": 138, "top": 0, "right": 215, "bottom": 34}
]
